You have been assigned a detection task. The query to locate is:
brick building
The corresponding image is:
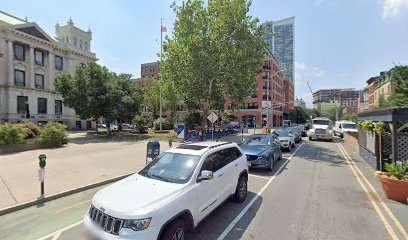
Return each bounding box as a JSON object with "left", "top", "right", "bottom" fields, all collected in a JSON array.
[
  {"left": 141, "top": 62, "right": 159, "bottom": 79},
  {"left": 313, "top": 88, "right": 360, "bottom": 112},
  {"left": 364, "top": 70, "right": 394, "bottom": 111}
]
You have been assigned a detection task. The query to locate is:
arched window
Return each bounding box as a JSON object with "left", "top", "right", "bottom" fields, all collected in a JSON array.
[
  {"left": 74, "top": 36, "right": 77, "bottom": 46},
  {"left": 84, "top": 42, "right": 88, "bottom": 50},
  {"left": 80, "top": 40, "right": 82, "bottom": 49}
]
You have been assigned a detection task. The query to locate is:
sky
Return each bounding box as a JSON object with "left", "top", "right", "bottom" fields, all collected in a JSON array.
[{"left": 2, "top": 0, "right": 408, "bottom": 107}]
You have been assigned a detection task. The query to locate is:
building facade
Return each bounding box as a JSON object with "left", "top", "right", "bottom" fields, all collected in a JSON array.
[
  {"left": 364, "top": 70, "right": 394, "bottom": 111},
  {"left": 313, "top": 88, "right": 360, "bottom": 112},
  {"left": 263, "top": 17, "right": 295, "bottom": 85},
  {"left": 141, "top": 62, "right": 159, "bottom": 79},
  {"left": 0, "top": 11, "right": 97, "bottom": 129},
  {"left": 135, "top": 53, "right": 289, "bottom": 128}
]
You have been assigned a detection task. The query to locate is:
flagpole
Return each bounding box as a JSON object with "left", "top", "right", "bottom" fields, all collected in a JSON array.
[{"left": 159, "top": 18, "right": 163, "bottom": 131}]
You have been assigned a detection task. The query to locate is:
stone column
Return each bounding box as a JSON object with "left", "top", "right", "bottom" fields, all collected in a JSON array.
[
  {"left": 7, "top": 40, "right": 13, "bottom": 85},
  {"left": 28, "top": 47, "right": 34, "bottom": 88},
  {"left": 48, "top": 52, "right": 54, "bottom": 91}
]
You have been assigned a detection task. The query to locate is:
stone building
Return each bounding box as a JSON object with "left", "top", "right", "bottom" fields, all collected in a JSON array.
[{"left": 0, "top": 11, "right": 97, "bottom": 129}]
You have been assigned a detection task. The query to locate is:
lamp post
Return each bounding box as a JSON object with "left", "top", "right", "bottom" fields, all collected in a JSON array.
[{"left": 266, "top": 69, "right": 286, "bottom": 131}]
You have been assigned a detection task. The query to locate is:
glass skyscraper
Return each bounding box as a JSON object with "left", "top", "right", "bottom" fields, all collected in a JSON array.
[{"left": 263, "top": 17, "right": 295, "bottom": 86}]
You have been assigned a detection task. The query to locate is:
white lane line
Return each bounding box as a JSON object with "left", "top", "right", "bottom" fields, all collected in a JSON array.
[
  {"left": 248, "top": 174, "right": 270, "bottom": 180},
  {"left": 217, "top": 142, "right": 304, "bottom": 240},
  {"left": 36, "top": 220, "right": 83, "bottom": 240},
  {"left": 51, "top": 231, "right": 61, "bottom": 240}
]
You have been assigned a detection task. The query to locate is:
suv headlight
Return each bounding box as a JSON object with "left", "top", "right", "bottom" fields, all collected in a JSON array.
[{"left": 123, "top": 218, "right": 151, "bottom": 231}]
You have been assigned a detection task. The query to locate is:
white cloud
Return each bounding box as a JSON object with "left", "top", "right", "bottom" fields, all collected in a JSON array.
[{"left": 382, "top": 0, "right": 408, "bottom": 19}]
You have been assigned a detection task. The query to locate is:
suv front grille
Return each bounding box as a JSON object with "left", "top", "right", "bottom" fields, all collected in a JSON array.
[
  {"left": 246, "top": 155, "right": 258, "bottom": 161},
  {"left": 89, "top": 205, "right": 124, "bottom": 235}
]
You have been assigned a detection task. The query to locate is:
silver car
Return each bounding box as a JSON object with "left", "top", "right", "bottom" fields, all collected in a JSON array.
[{"left": 274, "top": 129, "right": 295, "bottom": 152}]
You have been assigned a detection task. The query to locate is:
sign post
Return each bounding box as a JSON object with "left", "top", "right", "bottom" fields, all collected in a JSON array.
[
  {"left": 177, "top": 123, "right": 185, "bottom": 142},
  {"left": 38, "top": 154, "right": 46, "bottom": 198},
  {"left": 207, "top": 112, "right": 218, "bottom": 140}
]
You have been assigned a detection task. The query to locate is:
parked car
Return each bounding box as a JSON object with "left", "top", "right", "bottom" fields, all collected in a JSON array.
[
  {"left": 227, "top": 121, "right": 240, "bottom": 129},
  {"left": 84, "top": 142, "right": 248, "bottom": 240},
  {"left": 240, "top": 134, "right": 282, "bottom": 171},
  {"left": 333, "top": 121, "right": 357, "bottom": 138},
  {"left": 290, "top": 127, "right": 302, "bottom": 143},
  {"left": 275, "top": 129, "right": 296, "bottom": 152},
  {"left": 121, "top": 123, "right": 135, "bottom": 130},
  {"left": 297, "top": 125, "right": 307, "bottom": 137}
]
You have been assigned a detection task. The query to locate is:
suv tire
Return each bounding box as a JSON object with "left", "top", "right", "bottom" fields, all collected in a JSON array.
[
  {"left": 234, "top": 176, "right": 247, "bottom": 203},
  {"left": 160, "top": 219, "right": 187, "bottom": 240},
  {"left": 267, "top": 156, "right": 274, "bottom": 171}
]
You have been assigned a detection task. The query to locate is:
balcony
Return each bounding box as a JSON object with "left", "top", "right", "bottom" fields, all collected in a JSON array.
[
  {"left": 262, "top": 76, "right": 269, "bottom": 79},
  {"left": 262, "top": 86, "right": 270, "bottom": 90},
  {"left": 263, "top": 65, "right": 271, "bottom": 70}
]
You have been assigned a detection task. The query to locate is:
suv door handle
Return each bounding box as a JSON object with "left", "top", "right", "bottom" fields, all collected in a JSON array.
[
  {"left": 234, "top": 163, "right": 238, "bottom": 167},
  {"left": 217, "top": 173, "right": 224, "bottom": 178}
]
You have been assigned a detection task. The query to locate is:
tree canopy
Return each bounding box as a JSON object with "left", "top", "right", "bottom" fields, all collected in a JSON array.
[
  {"left": 55, "top": 62, "right": 143, "bottom": 128},
  {"left": 161, "top": 0, "right": 266, "bottom": 128},
  {"left": 384, "top": 65, "right": 408, "bottom": 107}
]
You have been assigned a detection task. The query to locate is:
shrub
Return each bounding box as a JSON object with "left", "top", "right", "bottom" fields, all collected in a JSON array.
[
  {"left": 154, "top": 118, "right": 173, "bottom": 130},
  {"left": 132, "top": 115, "right": 147, "bottom": 133},
  {"left": 0, "top": 123, "right": 27, "bottom": 146},
  {"left": 19, "top": 120, "right": 40, "bottom": 139},
  {"left": 38, "top": 122, "right": 69, "bottom": 146}
]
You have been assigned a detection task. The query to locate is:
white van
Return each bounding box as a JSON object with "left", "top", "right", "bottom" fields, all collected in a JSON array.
[{"left": 333, "top": 121, "right": 357, "bottom": 138}]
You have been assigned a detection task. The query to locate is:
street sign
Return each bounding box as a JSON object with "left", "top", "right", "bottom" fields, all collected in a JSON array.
[
  {"left": 207, "top": 112, "right": 218, "bottom": 124},
  {"left": 177, "top": 123, "right": 185, "bottom": 141}
]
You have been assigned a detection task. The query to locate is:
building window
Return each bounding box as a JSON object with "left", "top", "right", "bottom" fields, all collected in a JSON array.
[
  {"left": 80, "top": 39, "right": 82, "bottom": 49},
  {"left": 74, "top": 36, "right": 77, "bottom": 46},
  {"left": 84, "top": 42, "right": 88, "bottom": 50},
  {"left": 38, "top": 98, "right": 47, "bottom": 114},
  {"left": 55, "top": 100, "right": 63, "bottom": 115},
  {"left": 80, "top": 63, "right": 87, "bottom": 68},
  {"left": 14, "top": 43, "right": 25, "bottom": 61},
  {"left": 14, "top": 70, "right": 25, "bottom": 86},
  {"left": 35, "top": 74, "right": 45, "bottom": 89},
  {"left": 35, "top": 50, "right": 44, "bottom": 66},
  {"left": 17, "top": 96, "right": 28, "bottom": 114},
  {"left": 55, "top": 56, "right": 63, "bottom": 70}
]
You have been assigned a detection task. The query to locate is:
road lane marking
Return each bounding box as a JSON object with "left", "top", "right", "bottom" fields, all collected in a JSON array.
[
  {"left": 36, "top": 220, "right": 83, "bottom": 240},
  {"left": 51, "top": 231, "right": 61, "bottom": 240},
  {"left": 336, "top": 141, "right": 408, "bottom": 240},
  {"left": 217, "top": 142, "right": 304, "bottom": 240},
  {"left": 248, "top": 174, "right": 270, "bottom": 180},
  {"left": 335, "top": 141, "right": 400, "bottom": 240},
  {"left": 55, "top": 199, "right": 91, "bottom": 214}
]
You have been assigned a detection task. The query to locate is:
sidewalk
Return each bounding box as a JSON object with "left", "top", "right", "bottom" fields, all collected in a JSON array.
[
  {"left": 338, "top": 139, "right": 408, "bottom": 231},
  {"left": 0, "top": 140, "right": 174, "bottom": 210}
]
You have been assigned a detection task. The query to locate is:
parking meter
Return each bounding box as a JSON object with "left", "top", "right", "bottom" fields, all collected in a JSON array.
[
  {"left": 38, "top": 154, "right": 47, "bottom": 197},
  {"left": 146, "top": 141, "right": 160, "bottom": 165}
]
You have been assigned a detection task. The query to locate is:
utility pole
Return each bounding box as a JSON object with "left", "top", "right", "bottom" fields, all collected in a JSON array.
[{"left": 159, "top": 18, "right": 164, "bottom": 131}]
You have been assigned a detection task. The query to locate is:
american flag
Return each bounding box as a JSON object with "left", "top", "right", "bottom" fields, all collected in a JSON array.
[{"left": 161, "top": 23, "right": 167, "bottom": 32}]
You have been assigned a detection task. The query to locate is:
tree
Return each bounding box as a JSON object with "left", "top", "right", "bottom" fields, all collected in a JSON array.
[
  {"left": 288, "top": 107, "right": 309, "bottom": 124},
  {"left": 143, "top": 78, "right": 161, "bottom": 119},
  {"left": 132, "top": 115, "right": 146, "bottom": 133},
  {"left": 320, "top": 105, "right": 341, "bottom": 121},
  {"left": 385, "top": 65, "right": 408, "bottom": 107},
  {"left": 161, "top": 0, "right": 266, "bottom": 129},
  {"left": 55, "top": 62, "right": 143, "bottom": 132}
]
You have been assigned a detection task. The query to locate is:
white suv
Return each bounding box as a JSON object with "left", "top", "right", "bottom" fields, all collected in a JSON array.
[{"left": 84, "top": 142, "right": 248, "bottom": 240}]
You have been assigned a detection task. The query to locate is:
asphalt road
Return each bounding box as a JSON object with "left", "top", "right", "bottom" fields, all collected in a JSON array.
[{"left": 0, "top": 138, "right": 406, "bottom": 240}]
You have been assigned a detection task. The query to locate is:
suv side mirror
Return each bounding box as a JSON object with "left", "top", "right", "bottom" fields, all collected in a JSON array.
[{"left": 198, "top": 170, "right": 213, "bottom": 182}]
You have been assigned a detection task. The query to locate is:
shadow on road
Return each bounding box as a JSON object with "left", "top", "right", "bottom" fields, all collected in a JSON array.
[
  {"left": 187, "top": 191, "right": 263, "bottom": 239},
  {"left": 293, "top": 140, "right": 348, "bottom": 167}
]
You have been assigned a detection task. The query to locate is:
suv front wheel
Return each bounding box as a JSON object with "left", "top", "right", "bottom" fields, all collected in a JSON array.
[
  {"left": 234, "top": 175, "right": 247, "bottom": 203},
  {"left": 160, "top": 219, "right": 186, "bottom": 240}
]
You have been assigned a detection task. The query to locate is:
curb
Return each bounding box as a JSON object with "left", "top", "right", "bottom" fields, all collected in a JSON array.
[{"left": 0, "top": 172, "right": 134, "bottom": 216}]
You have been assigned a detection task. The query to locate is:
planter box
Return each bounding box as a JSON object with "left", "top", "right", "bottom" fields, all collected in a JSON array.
[{"left": 379, "top": 175, "right": 408, "bottom": 204}]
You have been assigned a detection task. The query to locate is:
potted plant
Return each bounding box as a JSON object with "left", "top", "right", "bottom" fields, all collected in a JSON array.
[{"left": 377, "top": 162, "right": 408, "bottom": 204}]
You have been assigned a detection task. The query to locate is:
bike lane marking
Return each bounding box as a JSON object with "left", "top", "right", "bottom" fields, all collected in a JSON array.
[
  {"left": 217, "top": 141, "right": 304, "bottom": 240},
  {"left": 37, "top": 220, "right": 83, "bottom": 240}
]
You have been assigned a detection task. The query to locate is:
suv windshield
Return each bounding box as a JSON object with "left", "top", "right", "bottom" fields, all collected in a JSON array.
[
  {"left": 313, "top": 120, "right": 330, "bottom": 125},
  {"left": 139, "top": 152, "right": 200, "bottom": 184},
  {"left": 276, "top": 130, "right": 289, "bottom": 137},
  {"left": 243, "top": 136, "right": 271, "bottom": 146},
  {"left": 343, "top": 123, "right": 356, "bottom": 129}
]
